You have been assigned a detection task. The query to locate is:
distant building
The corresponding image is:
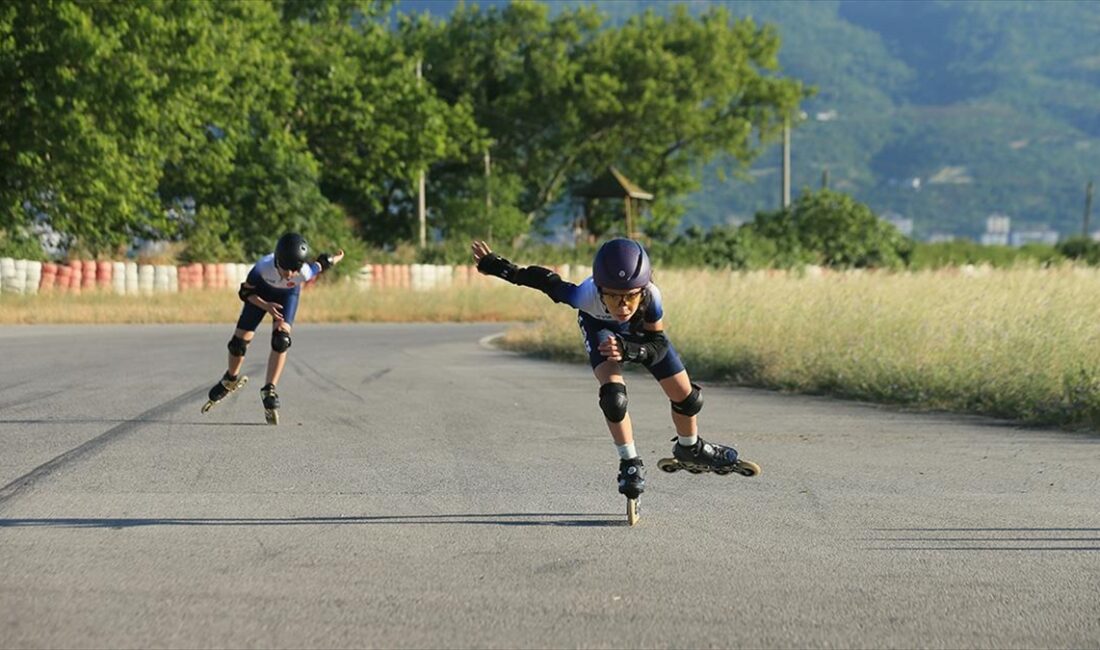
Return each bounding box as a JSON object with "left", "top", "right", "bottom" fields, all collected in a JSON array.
[
  {"left": 927, "top": 232, "right": 956, "bottom": 243},
  {"left": 1010, "top": 228, "right": 1059, "bottom": 246},
  {"left": 985, "top": 214, "right": 1011, "bottom": 234},
  {"left": 880, "top": 212, "right": 913, "bottom": 236},
  {"left": 980, "top": 233, "right": 1009, "bottom": 246}
]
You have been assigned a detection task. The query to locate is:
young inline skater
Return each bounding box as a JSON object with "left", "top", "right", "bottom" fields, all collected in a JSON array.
[
  {"left": 202, "top": 232, "right": 344, "bottom": 424},
  {"left": 471, "top": 237, "right": 757, "bottom": 506}
]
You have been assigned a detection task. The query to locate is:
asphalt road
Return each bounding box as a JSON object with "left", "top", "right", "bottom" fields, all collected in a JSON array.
[{"left": 0, "top": 323, "right": 1097, "bottom": 649}]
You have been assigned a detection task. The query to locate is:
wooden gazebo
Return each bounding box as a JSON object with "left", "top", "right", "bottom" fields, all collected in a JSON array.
[{"left": 572, "top": 166, "right": 653, "bottom": 239}]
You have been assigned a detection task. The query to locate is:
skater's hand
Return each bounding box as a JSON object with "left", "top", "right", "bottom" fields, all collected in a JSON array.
[
  {"left": 266, "top": 302, "right": 284, "bottom": 321},
  {"left": 472, "top": 240, "right": 519, "bottom": 281},
  {"left": 599, "top": 334, "right": 624, "bottom": 362},
  {"left": 332, "top": 249, "right": 345, "bottom": 265},
  {"left": 471, "top": 240, "right": 493, "bottom": 266}
]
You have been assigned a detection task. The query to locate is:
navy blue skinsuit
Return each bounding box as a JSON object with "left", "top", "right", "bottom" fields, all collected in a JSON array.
[
  {"left": 544, "top": 276, "right": 686, "bottom": 380},
  {"left": 235, "top": 253, "right": 321, "bottom": 331}
]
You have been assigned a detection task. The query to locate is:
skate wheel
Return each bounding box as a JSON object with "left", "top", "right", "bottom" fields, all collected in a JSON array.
[
  {"left": 657, "top": 458, "right": 680, "bottom": 473},
  {"left": 626, "top": 498, "right": 640, "bottom": 526},
  {"left": 265, "top": 409, "right": 279, "bottom": 425},
  {"left": 687, "top": 468, "right": 704, "bottom": 474},
  {"left": 201, "top": 400, "right": 215, "bottom": 414},
  {"left": 735, "top": 460, "right": 761, "bottom": 477}
]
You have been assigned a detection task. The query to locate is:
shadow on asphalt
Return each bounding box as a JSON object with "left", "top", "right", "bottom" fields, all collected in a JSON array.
[
  {"left": 0, "top": 419, "right": 271, "bottom": 426},
  {"left": 864, "top": 527, "right": 1100, "bottom": 551},
  {"left": 0, "top": 513, "right": 626, "bottom": 528}
]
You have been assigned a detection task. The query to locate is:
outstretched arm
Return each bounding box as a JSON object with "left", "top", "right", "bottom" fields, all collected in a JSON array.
[
  {"left": 314, "top": 249, "right": 345, "bottom": 274},
  {"left": 471, "top": 240, "right": 578, "bottom": 304}
]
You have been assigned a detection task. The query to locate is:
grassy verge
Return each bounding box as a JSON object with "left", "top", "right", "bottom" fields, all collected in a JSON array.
[
  {"left": 499, "top": 267, "right": 1100, "bottom": 429},
  {"left": 0, "top": 283, "right": 547, "bottom": 324},
  {"left": 6, "top": 268, "right": 1100, "bottom": 429}
]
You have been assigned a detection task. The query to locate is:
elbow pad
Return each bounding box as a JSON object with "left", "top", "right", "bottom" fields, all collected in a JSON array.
[
  {"left": 514, "top": 265, "right": 567, "bottom": 302},
  {"left": 238, "top": 283, "right": 257, "bottom": 302},
  {"left": 477, "top": 253, "right": 519, "bottom": 283},
  {"left": 617, "top": 331, "right": 670, "bottom": 367},
  {"left": 316, "top": 253, "right": 334, "bottom": 272}
]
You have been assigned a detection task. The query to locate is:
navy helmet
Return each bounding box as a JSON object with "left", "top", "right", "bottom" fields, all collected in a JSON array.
[
  {"left": 274, "top": 232, "right": 309, "bottom": 272},
  {"left": 592, "top": 238, "right": 651, "bottom": 290}
]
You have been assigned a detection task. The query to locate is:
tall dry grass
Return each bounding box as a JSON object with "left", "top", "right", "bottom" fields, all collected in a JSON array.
[
  {"left": 499, "top": 267, "right": 1100, "bottom": 428},
  {"left": 0, "top": 283, "right": 546, "bottom": 325},
  {"left": 6, "top": 268, "right": 1100, "bottom": 427}
]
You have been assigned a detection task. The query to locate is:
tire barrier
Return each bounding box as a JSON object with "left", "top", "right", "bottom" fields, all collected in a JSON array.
[{"left": 0, "top": 260, "right": 581, "bottom": 294}]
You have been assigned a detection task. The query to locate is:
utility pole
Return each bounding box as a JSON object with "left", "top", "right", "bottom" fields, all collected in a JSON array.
[
  {"left": 1084, "top": 180, "right": 1094, "bottom": 237},
  {"left": 781, "top": 117, "right": 791, "bottom": 209},
  {"left": 484, "top": 148, "right": 492, "bottom": 225},
  {"left": 821, "top": 167, "right": 830, "bottom": 190},
  {"left": 417, "top": 59, "right": 426, "bottom": 248}
]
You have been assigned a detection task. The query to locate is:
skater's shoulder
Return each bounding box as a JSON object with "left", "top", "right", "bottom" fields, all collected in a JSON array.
[
  {"left": 643, "top": 281, "right": 664, "bottom": 321},
  {"left": 572, "top": 277, "right": 607, "bottom": 316}
]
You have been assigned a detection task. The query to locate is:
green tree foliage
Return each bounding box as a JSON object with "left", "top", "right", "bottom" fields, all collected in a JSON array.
[
  {"left": 405, "top": 2, "right": 807, "bottom": 236},
  {"left": 0, "top": 0, "right": 204, "bottom": 255},
  {"left": 0, "top": 0, "right": 811, "bottom": 259},
  {"left": 153, "top": 0, "right": 361, "bottom": 261},
  {"left": 1056, "top": 236, "right": 1100, "bottom": 265},
  {"left": 907, "top": 239, "right": 1062, "bottom": 269},
  {"left": 708, "top": 189, "right": 911, "bottom": 269},
  {"left": 286, "top": 1, "right": 481, "bottom": 246},
  {"left": 783, "top": 189, "right": 911, "bottom": 268}
]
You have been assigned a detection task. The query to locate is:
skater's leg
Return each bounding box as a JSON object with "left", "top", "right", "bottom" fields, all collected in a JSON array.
[
  {"left": 228, "top": 299, "right": 265, "bottom": 377},
  {"left": 658, "top": 370, "right": 698, "bottom": 438},
  {"left": 265, "top": 322, "right": 292, "bottom": 386},
  {"left": 594, "top": 360, "right": 633, "bottom": 448},
  {"left": 204, "top": 327, "right": 254, "bottom": 411},
  {"left": 596, "top": 360, "right": 646, "bottom": 498},
  {"left": 646, "top": 345, "right": 696, "bottom": 444},
  {"left": 227, "top": 328, "right": 255, "bottom": 377}
]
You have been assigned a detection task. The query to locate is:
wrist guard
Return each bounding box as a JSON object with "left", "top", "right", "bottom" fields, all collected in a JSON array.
[
  {"left": 616, "top": 331, "right": 670, "bottom": 367},
  {"left": 477, "top": 253, "right": 518, "bottom": 282},
  {"left": 316, "top": 253, "right": 335, "bottom": 272}
]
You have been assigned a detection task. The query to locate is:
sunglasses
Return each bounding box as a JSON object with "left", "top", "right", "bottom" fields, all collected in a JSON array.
[{"left": 599, "top": 289, "right": 644, "bottom": 306}]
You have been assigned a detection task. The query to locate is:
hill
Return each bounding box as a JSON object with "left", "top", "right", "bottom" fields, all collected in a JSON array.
[{"left": 396, "top": 0, "right": 1100, "bottom": 239}]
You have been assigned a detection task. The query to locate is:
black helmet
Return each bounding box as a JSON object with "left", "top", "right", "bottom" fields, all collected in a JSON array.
[
  {"left": 274, "top": 233, "right": 309, "bottom": 272},
  {"left": 592, "top": 238, "right": 651, "bottom": 290}
]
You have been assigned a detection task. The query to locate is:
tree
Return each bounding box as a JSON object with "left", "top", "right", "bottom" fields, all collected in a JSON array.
[
  {"left": 405, "top": 3, "right": 808, "bottom": 236},
  {"left": 284, "top": 1, "right": 481, "bottom": 247},
  {"left": 0, "top": 0, "right": 209, "bottom": 255},
  {"left": 751, "top": 189, "right": 911, "bottom": 269}
]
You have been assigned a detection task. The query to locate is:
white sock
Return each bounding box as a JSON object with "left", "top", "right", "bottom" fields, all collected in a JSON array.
[
  {"left": 616, "top": 442, "right": 638, "bottom": 460},
  {"left": 677, "top": 434, "right": 698, "bottom": 447}
]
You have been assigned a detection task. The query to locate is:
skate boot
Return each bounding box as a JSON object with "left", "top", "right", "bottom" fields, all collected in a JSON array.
[
  {"left": 617, "top": 457, "right": 646, "bottom": 499},
  {"left": 658, "top": 437, "right": 761, "bottom": 477},
  {"left": 261, "top": 383, "right": 280, "bottom": 425},
  {"left": 201, "top": 372, "right": 248, "bottom": 413},
  {"left": 617, "top": 457, "right": 645, "bottom": 526}
]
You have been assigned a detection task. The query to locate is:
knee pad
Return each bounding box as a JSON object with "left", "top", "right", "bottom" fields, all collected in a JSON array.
[
  {"left": 271, "top": 330, "right": 292, "bottom": 353},
  {"left": 227, "top": 335, "right": 249, "bottom": 357},
  {"left": 671, "top": 383, "right": 703, "bottom": 416},
  {"left": 599, "top": 382, "right": 628, "bottom": 423}
]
